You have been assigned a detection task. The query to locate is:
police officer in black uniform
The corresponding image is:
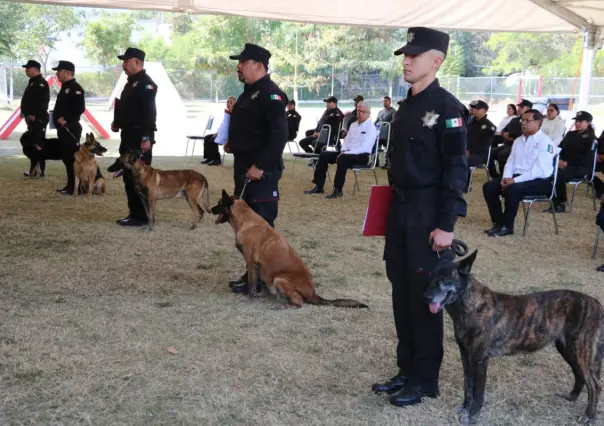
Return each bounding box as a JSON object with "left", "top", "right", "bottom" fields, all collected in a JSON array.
[
  {"left": 111, "top": 47, "right": 158, "bottom": 227},
  {"left": 20, "top": 59, "right": 50, "bottom": 177},
  {"left": 224, "top": 43, "right": 288, "bottom": 294},
  {"left": 52, "top": 60, "right": 85, "bottom": 195},
  {"left": 465, "top": 100, "right": 495, "bottom": 191},
  {"left": 298, "top": 96, "right": 343, "bottom": 153},
  {"left": 372, "top": 27, "right": 468, "bottom": 407},
  {"left": 286, "top": 100, "right": 302, "bottom": 141}
]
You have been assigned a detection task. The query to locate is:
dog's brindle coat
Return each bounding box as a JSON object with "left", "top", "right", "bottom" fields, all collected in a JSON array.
[
  {"left": 424, "top": 250, "right": 604, "bottom": 425},
  {"left": 73, "top": 133, "right": 107, "bottom": 198},
  {"left": 211, "top": 190, "right": 368, "bottom": 309},
  {"left": 107, "top": 153, "right": 211, "bottom": 230}
]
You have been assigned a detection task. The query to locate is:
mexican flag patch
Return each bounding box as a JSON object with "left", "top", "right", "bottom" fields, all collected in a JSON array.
[
  {"left": 445, "top": 118, "right": 462, "bottom": 128},
  {"left": 547, "top": 144, "right": 554, "bottom": 153},
  {"left": 270, "top": 94, "right": 282, "bottom": 101},
  {"left": 145, "top": 84, "right": 155, "bottom": 90}
]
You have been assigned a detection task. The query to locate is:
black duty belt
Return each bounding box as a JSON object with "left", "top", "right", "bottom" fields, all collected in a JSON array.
[{"left": 391, "top": 185, "right": 439, "bottom": 202}]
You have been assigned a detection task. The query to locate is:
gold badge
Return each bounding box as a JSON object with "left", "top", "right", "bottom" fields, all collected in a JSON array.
[{"left": 422, "top": 110, "right": 439, "bottom": 129}]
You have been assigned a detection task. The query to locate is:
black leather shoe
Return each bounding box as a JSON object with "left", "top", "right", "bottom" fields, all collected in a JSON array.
[
  {"left": 326, "top": 189, "right": 343, "bottom": 199},
  {"left": 483, "top": 223, "right": 500, "bottom": 234},
  {"left": 544, "top": 203, "right": 566, "bottom": 214},
  {"left": 389, "top": 383, "right": 439, "bottom": 407},
  {"left": 200, "top": 159, "right": 210, "bottom": 164},
  {"left": 597, "top": 264, "right": 604, "bottom": 273},
  {"left": 228, "top": 273, "right": 248, "bottom": 289},
  {"left": 372, "top": 372, "right": 408, "bottom": 395},
  {"left": 304, "top": 186, "right": 324, "bottom": 194},
  {"left": 119, "top": 218, "right": 148, "bottom": 227},
  {"left": 207, "top": 160, "right": 222, "bottom": 166},
  {"left": 116, "top": 215, "right": 134, "bottom": 224},
  {"left": 231, "top": 281, "right": 249, "bottom": 294},
  {"left": 488, "top": 226, "right": 514, "bottom": 237}
]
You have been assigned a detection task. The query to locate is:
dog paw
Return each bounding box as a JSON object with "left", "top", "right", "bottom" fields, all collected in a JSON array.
[
  {"left": 458, "top": 411, "right": 479, "bottom": 425},
  {"left": 560, "top": 392, "right": 580, "bottom": 402},
  {"left": 189, "top": 223, "right": 197, "bottom": 230},
  {"left": 577, "top": 415, "right": 595, "bottom": 425}
]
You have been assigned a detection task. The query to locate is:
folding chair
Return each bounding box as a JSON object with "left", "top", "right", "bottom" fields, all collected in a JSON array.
[
  {"left": 185, "top": 115, "right": 214, "bottom": 156},
  {"left": 593, "top": 227, "right": 601, "bottom": 260},
  {"left": 467, "top": 145, "right": 492, "bottom": 193},
  {"left": 568, "top": 140, "right": 599, "bottom": 212},
  {"left": 351, "top": 128, "right": 381, "bottom": 195},
  {"left": 520, "top": 153, "right": 560, "bottom": 237},
  {"left": 291, "top": 125, "right": 331, "bottom": 178},
  {"left": 377, "top": 122, "right": 391, "bottom": 167}
]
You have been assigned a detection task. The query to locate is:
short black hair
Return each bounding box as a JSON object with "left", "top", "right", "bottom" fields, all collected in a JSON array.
[{"left": 524, "top": 109, "right": 544, "bottom": 122}]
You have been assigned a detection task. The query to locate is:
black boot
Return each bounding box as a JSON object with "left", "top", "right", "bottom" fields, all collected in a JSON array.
[
  {"left": 229, "top": 272, "right": 249, "bottom": 294},
  {"left": 326, "top": 188, "right": 343, "bottom": 199},
  {"left": 389, "top": 382, "right": 439, "bottom": 407},
  {"left": 304, "top": 186, "right": 324, "bottom": 194},
  {"left": 371, "top": 371, "right": 409, "bottom": 395}
]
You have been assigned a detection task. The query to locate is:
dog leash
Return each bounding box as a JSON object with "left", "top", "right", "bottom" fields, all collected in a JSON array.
[
  {"left": 238, "top": 171, "right": 272, "bottom": 200},
  {"left": 63, "top": 126, "right": 81, "bottom": 146},
  {"left": 430, "top": 238, "right": 469, "bottom": 259}
]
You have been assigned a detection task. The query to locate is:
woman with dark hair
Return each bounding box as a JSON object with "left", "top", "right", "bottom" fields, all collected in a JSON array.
[
  {"left": 547, "top": 111, "right": 597, "bottom": 213},
  {"left": 541, "top": 103, "right": 566, "bottom": 146},
  {"left": 496, "top": 104, "right": 517, "bottom": 134}
]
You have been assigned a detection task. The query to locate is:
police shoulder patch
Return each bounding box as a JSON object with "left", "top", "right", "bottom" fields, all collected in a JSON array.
[
  {"left": 39, "top": 83, "right": 44, "bottom": 87},
  {"left": 145, "top": 84, "right": 155, "bottom": 90},
  {"left": 270, "top": 94, "right": 282, "bottom": 101},
  {"left": 75, "top": 90, "right": 82, "bottom": 95}
]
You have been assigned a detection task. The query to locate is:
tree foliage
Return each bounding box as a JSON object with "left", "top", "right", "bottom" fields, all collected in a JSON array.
[{"left": 81, "top": 13, "right": 139, "bottom": 67}]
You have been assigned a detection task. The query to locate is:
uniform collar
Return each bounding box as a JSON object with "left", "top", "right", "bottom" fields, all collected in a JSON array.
[
  {"left": 405, "top": 79, "right": 440, "bottom": 102},
  {"left": 245, "top": 74, "right": 270, "bottom": 92},
  {"left": 473, "top": 114, "right": 488, "bottom": 124},
  {"left": 127, "top": 69, "right": 147, "bottom": 83},
  {"left": 62, "top": 78, "right": 76, "bottom": 86},
  {"left": 29, "top": 74, "right": 44, "bottom": 83}
]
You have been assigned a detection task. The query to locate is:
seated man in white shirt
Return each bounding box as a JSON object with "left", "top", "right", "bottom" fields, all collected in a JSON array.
[
  {"left": 482, "top": 109, "right": 557, "bottom": 237},
  {"left": 304, "top": 101, "right": 377, "bottom": 199}
]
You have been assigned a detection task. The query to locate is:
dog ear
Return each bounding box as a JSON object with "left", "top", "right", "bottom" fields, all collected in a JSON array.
[
  {"left": 458, "top": 249, "right": 478, "bottom": 276},
  {"left": 221, "top": 189, "right": 233, "bottom": 207}
]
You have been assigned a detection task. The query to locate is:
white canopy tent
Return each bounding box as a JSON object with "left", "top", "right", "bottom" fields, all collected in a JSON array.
[{"left": 8, "top": 0, "right": 604, "bottom": 108}]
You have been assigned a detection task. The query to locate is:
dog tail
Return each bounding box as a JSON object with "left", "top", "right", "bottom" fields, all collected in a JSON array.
[
  {"left": 308, "top": 293, "right": 368, "bottom": 309},
  {"left": 200, "top": 180, "right": 212, "bottom": 213}
]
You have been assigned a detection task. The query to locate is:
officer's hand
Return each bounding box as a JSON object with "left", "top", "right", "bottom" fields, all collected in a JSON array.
[
  {"left": 312, "top": 132, "right": 319, "bottom": 138},
  {"left": 429, "top": 229, "right": 453, "bottom": 252},
  {"left": 559, "top": 160, "right": 568, "bottom": 169},
  {"left": 246, "top": 165, "right": 264, "bottom": 181},
  {"left": 140, "top": 140, "right": 151, "bottom": 153},
  {"left": 57, "top": 117, "right": 66, "bottom": 127},
  {"left": 598, "top": 154, "right": 604, "bottom": 163},
  {"left": 224, "top": 141, "right": 231, "bottom": 153},
  {"left": 111, "top": 121, "right": 119, "bottom": 132},
  {"left": 27, "top": 115, "right": 35, "bottom": 122}
]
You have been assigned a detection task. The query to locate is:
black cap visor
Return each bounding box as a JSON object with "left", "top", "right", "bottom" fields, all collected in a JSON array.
[{"left": 394, "top": 43, "right": 431, "bottom": 56}]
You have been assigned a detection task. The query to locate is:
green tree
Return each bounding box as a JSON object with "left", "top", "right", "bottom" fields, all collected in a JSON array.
[
  {"left": 172, "top": 13, "right": 193, "bottom": 36},
  {"left": 13, "top": 5, "right": 81, "bottom": 73},
  {"left": 81, "top": 13, "right": 139, "bottom": 66},
  {"left": 0, "top": 2, "right": 25, "bottom": 57}
]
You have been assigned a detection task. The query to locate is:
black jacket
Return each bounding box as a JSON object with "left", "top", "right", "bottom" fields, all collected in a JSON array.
[
  {"left": 287, "top": 109, "right": 302, "bottom": 141},
  {"left": 52, "top": 78, "right": 85, "bottom": 126},
  {"left": 21, "top": 74, "right": 50, "bottom": 124},
  {"left": 228, "top": 75, "right": 288, "bottom": 171},
  {"left": 114, "top": 70, "right": 158, "bottom": 140},
  {"left": 467, "top": 115, "right": 496, "bottom": 162},
  {"left": 315, "top": 107, "right": 344, "bottom": 144},
  {"left": 560, "top": 130, "right": 596, "bottom": 171}
]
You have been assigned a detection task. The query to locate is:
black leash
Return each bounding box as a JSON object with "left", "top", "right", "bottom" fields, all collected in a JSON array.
[
  {"left": 238, "top": 171, "right": 272, "bottom": 200},
  {"left": 430, "top": 238, "right": 469, "bottom": 259},
  {"left": 63, "top": 126, "right": 81, "bottom": 146}
]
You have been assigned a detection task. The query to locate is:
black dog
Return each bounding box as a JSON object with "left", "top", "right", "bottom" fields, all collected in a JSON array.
[
  {"left": 20, "top": 131, "right": 74, "bottom": 178},
  {"left": 424, "top": 250, "right": 604, "bottom": 425}
]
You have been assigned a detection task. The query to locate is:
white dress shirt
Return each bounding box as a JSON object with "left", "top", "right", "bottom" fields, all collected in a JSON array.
[
  {"left": 341, "top": 118, "right": 377, "bottom": 155},
  {"left": 497, "top": 115, "right": 514, "bottom": 133},
  {"left": 503, "top": 130, "right": 559, "bottom": 183},
  {"left": 540, "top": 117, "right": 566, "bottom": 146},
  {"left": 214, "top": 110, "right": 231, "bottom": 145}
]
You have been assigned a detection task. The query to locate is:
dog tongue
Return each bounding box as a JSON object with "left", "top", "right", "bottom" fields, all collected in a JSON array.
[
  {"left": 113, "top": 170, "right": 123, "bottom": 179},
  {"left": 429, "top": 303, "right": 441, "bottom": 314},
  {"left": 214, "top": 214, "right": 223, "bottom": 224}
]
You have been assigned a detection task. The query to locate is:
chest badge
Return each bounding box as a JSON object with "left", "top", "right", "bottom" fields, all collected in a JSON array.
[
  {"left": 250, "top": 91, "right": 260, "bottom": 100},
  {"left": 65, "top": 88, "right": 70, "bottom": 94},
  {"left": 481, "top": 124, "right": 487, "bottom": 129},
  {"left": 133, "top": 81, "right": 138, "bottom": 88},
  {"left": 422, "top": 110, "right": 439, "bottom": 129}
]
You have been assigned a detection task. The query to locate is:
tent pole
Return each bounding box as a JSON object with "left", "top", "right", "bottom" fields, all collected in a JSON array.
[{"left": 578, "top": 27, "right": 598, "bottom": 112}]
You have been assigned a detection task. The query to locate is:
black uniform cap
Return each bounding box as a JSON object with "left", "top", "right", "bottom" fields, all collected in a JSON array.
[
  {"left": 473, "top": 100, "right": 489, "bottom": 110},
  {"left": 394, "top": 27, "right": 450, "bottom": 57},
  {"left": 323, "top": 96, "right": 338, "bottom": 103},
  {"left": 118, "top": 47, "right": 146, "bottom": 61},
  {"left": 22, "top": 60, "right": 41, "bottom": 70},
  {"left": 52, "top": 60, "right": 75, "bottom": 73},
  {"left": 517, "top": 98, "right": 533, "bottom": 108},
  {"left": 573, "top": 111, "right": 593, "bottom": 122},
  {"left": 229, "top": 43, "right": 271, "bottom": 68}
]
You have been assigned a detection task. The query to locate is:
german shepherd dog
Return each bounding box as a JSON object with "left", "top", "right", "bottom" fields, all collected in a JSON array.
[
  {"left": 73, "top": 133, "right": 107, "bottom": 198},
  {"left": 107, "top": 153, "right": 211, "bottom": 230},
  {"left": 211, "top": 189, "right": 368, "bottom": 309},
  {"left": 20, "top": 132, "right": 61, "bottom": 178},
  {"left": 424, "top": 250, "right": 604, "bottom": 425}
]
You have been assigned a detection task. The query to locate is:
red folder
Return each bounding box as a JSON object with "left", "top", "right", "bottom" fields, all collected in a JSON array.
[{"left": 362, "top": 185, "right": 393, "bottom": 236}]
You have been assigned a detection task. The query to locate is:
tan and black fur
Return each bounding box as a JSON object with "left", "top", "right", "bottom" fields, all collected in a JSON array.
[
  {"left": 424, "top": 250, "right": 604, "bottom": 425},
  {"left": 73, "top": 133, "right": 107, "bottom": 198},
  {"left": 107, "top": 153, "right": 211, "bottom": 230},
  {"left": 211, "top": 190, "right": 368, "bottom": 309}
]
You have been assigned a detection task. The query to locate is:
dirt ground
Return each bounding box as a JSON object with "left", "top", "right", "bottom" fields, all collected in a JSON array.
[{"left": 0, "top": 154, "right": 603, "bottom": 426}]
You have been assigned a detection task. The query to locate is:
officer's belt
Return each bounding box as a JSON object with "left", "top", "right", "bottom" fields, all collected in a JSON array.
[{"left": 391, "top": 185, "right": 439, "bottom": 202}]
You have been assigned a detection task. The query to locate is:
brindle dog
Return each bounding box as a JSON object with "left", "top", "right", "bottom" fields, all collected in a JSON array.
[{"left": 424, "top": 250, "right": 604, "bottom": 425}]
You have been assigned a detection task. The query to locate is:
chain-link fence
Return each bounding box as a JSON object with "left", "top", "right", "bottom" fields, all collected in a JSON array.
[{"left": 2, "top": 63, "right": 604, "bottom": 108}]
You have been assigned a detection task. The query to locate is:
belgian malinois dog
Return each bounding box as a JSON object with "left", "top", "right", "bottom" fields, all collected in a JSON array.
[
  {"left": 211, "top": 189, "right": 368, "bottom": 309},
  {"left": 73, "top": 133, "right": 107, "bottom": 198},
  {"left": 107, "top": 153, "right": 211, "bottom": 230},
  {"left": 424, "top": 250, "right": 604, "bottom": 425}
]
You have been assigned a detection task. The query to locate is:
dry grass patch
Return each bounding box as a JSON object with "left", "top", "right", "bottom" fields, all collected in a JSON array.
[{"left": 0, "top": 154, "right": 603, "bottom": 425}]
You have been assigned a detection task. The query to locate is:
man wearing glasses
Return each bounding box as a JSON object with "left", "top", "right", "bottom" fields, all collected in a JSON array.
[{"left": 482, "top": 109, "right": 558, "bottom": 237}]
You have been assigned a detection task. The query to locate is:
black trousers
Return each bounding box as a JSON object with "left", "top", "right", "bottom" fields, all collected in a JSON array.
[
  {"left": 120, "top": 131, "right": 153, "bottom": 221},
  {"left": 483, "top": 178, "right": 551, "bottom": 229},
  {"left": 57, "top": 123, "right": 82, "bottom": 192},
  {"left": 203, "top": 133, "right": 220, "bottom": 161},
  {"left": 594, "top": 163, "right": 604, "bottom": 197},
  {"left": 488, "top": 145, "right": 512, "bottom": 178},
  {"left": 384, "top": 187, "right": 453, "bottom": 385},
  {"left": 313, "top": 151, "right": 368, "bottom": 191},
  {"left": 554, "top": 166, "right": 590, "bottom": 204}
]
